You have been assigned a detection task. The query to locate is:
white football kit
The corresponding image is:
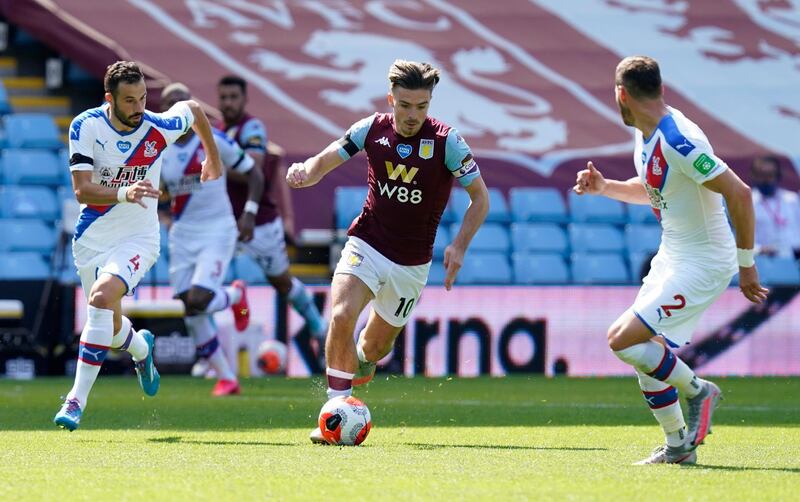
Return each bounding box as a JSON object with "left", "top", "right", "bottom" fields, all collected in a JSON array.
[
  {"left": 68, "top": 102, "right": 194, "bottom": 295},
  {"left": 161, "top": 130, "right": 254, "bottom": 293},
  {"left": 631, "top": 106, "right": 738, "bottom": 347}
]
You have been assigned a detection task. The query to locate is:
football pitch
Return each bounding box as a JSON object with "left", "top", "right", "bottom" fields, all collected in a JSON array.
[{"left": 1, "top": 376, "right": 798, "bottom": 501}]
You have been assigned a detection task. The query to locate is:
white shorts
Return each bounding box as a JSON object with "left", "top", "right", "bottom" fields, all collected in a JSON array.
[
  {"left": 632, "top": 252, "right": 733, "bottom": 347},
  {"left": 334, "top": 236, "right": 430, "bottom": 328},
  {"left": 169, "top": 227, "right": 237, "bottom": 294},
  {"left": 73, "top": 239, "right": 159, "bottom": 298},
  {"left": 237, "top": 217, "right": 290, "bottom": 277}
]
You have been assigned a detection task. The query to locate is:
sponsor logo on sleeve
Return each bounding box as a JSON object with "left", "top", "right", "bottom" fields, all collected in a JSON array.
[
  {"left": 692, "top": 153, "right": 716, "bottom": 175},
  {"left": 419, "top": 139, "right": 434, "bottom": 159},
  {"left": 396, "top": 143, "right": 412, "bottom": 159},
  {"left": 455, "top": 154, "right": 478, "bottom": 179}
]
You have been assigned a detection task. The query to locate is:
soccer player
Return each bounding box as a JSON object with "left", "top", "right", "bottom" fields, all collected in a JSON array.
[
  {"left": 573, "top": 56, "right": 769, "bottom": 464},
  {"left": 217, "top": 75, "right": 327, "bottom": 349},
  {"left": 55, "top": 61, "right": 222, "bottom": 430},
  {"left": 286, "top": 60, "right": 489, "bottom": 443},
  {"left": 160, "top": 83, "right": 263, "bottom": 396}
]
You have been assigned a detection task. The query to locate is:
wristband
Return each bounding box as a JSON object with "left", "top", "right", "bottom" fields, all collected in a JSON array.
[
  {"left": 117, "top": 186, "right": 128, "bottom": 203},
  {"left": 244, "top": 200, "right": 259, "bottom": 215},
  {"left": 737, "top": 248, "right": 755, "bottom": 268}
]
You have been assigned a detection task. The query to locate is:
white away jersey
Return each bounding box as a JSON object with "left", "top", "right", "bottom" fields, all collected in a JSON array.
[
  {"left": 69, "top": 102, "right": 194, "bottom": 250},
  {"left": 633, "top": 106, "right": 737, "bottom": 272},
  {"left": 161, "top": 129, "right": 254, "bottom": 234}
]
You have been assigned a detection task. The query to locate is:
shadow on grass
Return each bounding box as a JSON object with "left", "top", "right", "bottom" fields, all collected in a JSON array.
[
  {"left": 404, "top": 442, "right": 607, "bottom": 451},
  {"left": 688, "top": 464, "right": 800, "bottom": 474},
  {"left": 148, "top": 436, "right": 296, "bottom": 447}
]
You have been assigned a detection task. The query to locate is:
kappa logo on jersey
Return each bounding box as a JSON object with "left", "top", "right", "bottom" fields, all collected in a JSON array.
[
  {"left": 396, "top": 144, "right": 412, "bottom": 159},
  {"left": 693, "top": 153, "right": 716, "bottom": 175},
  {"left": 143, "top": 140, "right": 158, "bottom": 158},
  {"left": 419, "top": 139, "right": 434, "bottom": 159},
  {"left": 117, "top": 141, "right": 132, "bottom": 153},
  {"left": 374, "top": 136, "right": 390, "bottom": 147},
  {"left": 385, "top": 161, "right": 418, "bottom": 183}
]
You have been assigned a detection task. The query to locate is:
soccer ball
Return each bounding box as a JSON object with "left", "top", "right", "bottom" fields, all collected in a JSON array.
[
  {"left": 256, "top": 339, "right": 287, "bottom": 374},
  {"left": 318, "top": 396, "right": 372, "bottom": 446}
]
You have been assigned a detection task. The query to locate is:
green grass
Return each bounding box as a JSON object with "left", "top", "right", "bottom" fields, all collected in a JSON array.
[{"left": 1, "top": 376, "right": 798, "bottom": 500}]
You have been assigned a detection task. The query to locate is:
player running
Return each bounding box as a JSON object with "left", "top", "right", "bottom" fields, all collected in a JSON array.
[
  {"left": 159, "top": 83, "right": 263, "bottom": 396},
  {"left": 55, "top": 61, "right": 222, "bottom": 430},
  {"left": 574, "top": 56, "right": 768, "bottom": 464},
  {"left": 217, "top": 75, "right": 327, "bottom": 353},
  {"left": 285, "top": 60, "right": 489, "bottom": 443}
]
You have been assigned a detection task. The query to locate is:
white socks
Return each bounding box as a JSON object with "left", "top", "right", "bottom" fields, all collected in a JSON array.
[
  {"left": 614, "top": 340, "right": 701, "bottom": 398},
  {"left": 202, "top": 286, "right": 240, "bottom": 314},
  {"left": 68, "top": 305, "right": 113, "bottom": 408},
  {"left": 185, "top": 314, "right": 236, "bottom": 382},
  {"left": 109, "top": 315, "right": 149, "bottom": 361},
  {"left": 636, "top": 369, "right": 687, "bottom": 447}
]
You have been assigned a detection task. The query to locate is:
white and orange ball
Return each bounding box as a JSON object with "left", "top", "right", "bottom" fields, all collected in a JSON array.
[
  {"left": 256, "top": 339, "right": 287, "bottom": 375},
  {"left": 318, "top": 396, "right": 372, "bottom": 446}
]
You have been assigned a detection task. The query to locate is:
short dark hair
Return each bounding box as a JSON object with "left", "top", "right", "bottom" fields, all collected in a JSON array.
[
  {"left": 388, "top": 60, "right": 440, "bottom": 92},
  {"left": 218, "top": 75, "right": 247, "bottom": 94},
  {"left": 615, "top": 56, "right": 662, "bottom": 100},
  {"left": 104, "top": 61, "right": 144, "bottom": 96}
]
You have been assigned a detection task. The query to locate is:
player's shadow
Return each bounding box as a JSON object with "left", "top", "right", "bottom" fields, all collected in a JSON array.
[
  {"left": 148, "top": 435, "right": 296, "bottom": 447},
  {"left": 403, "top": 442, "right": 606, "bottom": 451},
  {"left": 686, "top": 464, "right": 800, "bottom": 474}
]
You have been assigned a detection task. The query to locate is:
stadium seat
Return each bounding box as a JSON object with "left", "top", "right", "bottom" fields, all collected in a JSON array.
[
  {"left": 627, "top": 203, "right": 658, "bottom": 224},
  {"left": 513, "top": 252, "right": 569, "bottom": 284},
  {"left": 624, "top": 224, "right": 661, "bottom": 255},
  {"left": 0, "top": 82, "right": 11, "bottom": 115},
  {"left": 511, "top": 223, "right": 568, "bottom": 254},
  {"left": 754, "top": 256, "right": 800, "bottom": 285},
  {"left": 455, "top": 222, "right": 510, "bottom": 253},
  {"left": 2, "top": 113, "right": 63, "bottom": 149},
  {"left": 232, "top": 254, "right": 267, "bottom": 284},
  {"left": 568, "top": 191, "right": 626, "bottom": 224},
  {"left": 0, "top": 252, "right": 51, "bottom": 280},
  {"left": 0, "top": 149, "right": 62, "bottom": 185},
  {"left": 449, "top": 188, "right": 510, "bottom": 223},
  {"left": 0, "top": 219, "right": 56, "bottom": 255},
  {"left": 509, "top": 187, "right": 568, "bottom": 223},
  {"left": 58, "top": 149, "right": 71, "bottom": 186},
  {"left": 0, "top": 185, "right": 59, "bottom": 221},
  {"left": 334, "top": 186, "right": 368, "bottom": 229},
  {"left": 568, "top": 223, "right": 624, "bottom": 253},
  {"left": 428, "top": 261, "right": 446, "bottom": 285},
  {"left": 571, "top": 253, "right": 630, "bottom": 285},
  {"left": 457, "top": 252, "right": 512, "bottom": 284},
  {"left": 433, "top": 225, "right": 449, "bottom": 260}
]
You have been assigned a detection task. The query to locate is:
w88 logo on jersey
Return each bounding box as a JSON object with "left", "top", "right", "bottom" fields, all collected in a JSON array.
[{"left": 378, "top": 161, "right": 422, "bottom": 204}]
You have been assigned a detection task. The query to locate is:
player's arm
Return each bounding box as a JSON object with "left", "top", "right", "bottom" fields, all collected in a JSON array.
[
  {"left": 268, "top": 146, "right": 296, "bottom": 242},
  {"left": 237, "top": 157, "right": 264, "bottom": 243},
  {"left": 445, "top": 176, "right": 489, "bottom": 291},
  {"left": 184, "top": 100, "right": 222, "bottom": 182},
  {"left": 71, "top": 171, "right": 160, "bottom": 208},
  {"left": 573, "top": 161, "right": 649, "bottom": 204},
  {"left": 286, "top": 140, "right": 346, "bottom": 188},
  {"left": 704, "top": 169, "right": 769, "bottom": 304}
]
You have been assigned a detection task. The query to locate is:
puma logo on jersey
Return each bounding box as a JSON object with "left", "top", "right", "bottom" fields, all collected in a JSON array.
[
  {"left": 95, "top": 139, "right": 107, "bottom": 150},
  {"left": 385, "top": 161, "right": 418, "bottom": 183},
  {"left": 374, "top": 136, "right": 390, "bottom": 147}
]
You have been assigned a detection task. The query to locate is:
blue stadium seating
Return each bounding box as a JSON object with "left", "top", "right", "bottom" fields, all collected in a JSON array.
[
  {"left": 628, "top": 252, "right": 655, "bottom": 283},
  {"left": 232, "top": 254, "right": 267, "bottom": 284},
  {"left": 0, "top": 252, "right": 51, "bottom": 279},
  {"left": 513, "top": 252, "right": 569, "bottom": 284},
  {"left": 754, "top": 256, "right": 800, "bottom": 285},
  {"left": 143, "top": 254, "right": 170, "bottom": 286},
  {"left": 159, "top": 224, "right": 170, "bottom": 256},
  {"left": 568, "top": 191, "right": 626, "bottom": 224},
  {"left": 511, "top": 223, "right": 568, "bottom": 254},
  {"left": 449, "top": 189, "right": 510, "bottom": 222},
  {"left": 568, "top": 223, "right": 624, "bottom": 253},
  {"left": 448, "top": 189, "right": 470, "bottom": 222},
  {"left": 457, "top": 252, "right": 512, "bottom": 284},
  {"left": 455, "top": 222, "right": 510, "bottom": 253},
  {"left": 428, "top": 261, "right": 446, "bottom": 285},
  {"left": 509, "top": 187, "right": 568, "bottom": 223},
  {"left": 627, "top": 203, "right": 658, "bottom": 224},
  {"left": 59, "top": 149, "right": 71, "bottom": 185},
  {"left": 0, "top": 219, "right": 56, "bottom": 255},
  {"left": 2, "top": 114, "right": 62, "bottom": 149},
  {"left": 0, "top": 149, "right": 62, "bottom": 185},
  {"left": 571, "top": 253, "right": 630, "bottom": 285},
  {"left": 625, "top": 224, "right": 661, "bottom": 255},
  {"left": 433, "top": 225, "right": 449, "bottom": 260},
  {"left": 0, "top": 82, "right": 11, "bottom": 115},
  {"left": 334, "top": 186, "right": 368, "bottom": 229},
  {"left": 0, "top": 185, "right": 59, "bottom": 221}
]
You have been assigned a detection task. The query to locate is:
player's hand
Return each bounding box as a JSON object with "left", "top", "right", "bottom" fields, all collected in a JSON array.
[
  {"left": 573, "top": 161, "right": 607, "bottom": 195},
  {"left": 200, "top": 157, "right": 222, "bottom": 182},
  {"left": 739, "top": 265, "right": 769, "bottom": 304},
  {"left": 125, "top": 180, "right": 161, "bottom": 208},
  {"left": 237, "top": 213, "right": 255, "bottom": 242},
  {"left": 443, "top": 244, "right": 464, "bottom": 291},
  {"left": 286, "top": 162, "right": 310, "bottom": 188}
]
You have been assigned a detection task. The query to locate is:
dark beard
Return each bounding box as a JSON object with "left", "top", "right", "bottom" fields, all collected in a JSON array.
[{"left": 114, "top": 105, "right": 142, "bottom": 128}]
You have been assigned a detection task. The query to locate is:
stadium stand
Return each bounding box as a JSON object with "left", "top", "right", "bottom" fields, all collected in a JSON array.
[
  {"left": 334, "top": 186, "right": 368, "bottom": 229},
  {"left": 571, "top": 253, "right": 629, "bottom": 285},
  {"left": 568, "top": 191, "right": 626, "bottom": 224},
  {"left": 568, "top": 223, "right": 625, "bottom": 253},
  {"left": 626, "top": 203, "right": 658, "bottom": 224},
  {"left": 0, "top": 185, "right": 59, "bottom": 221},
  {"left": 449, "top": 188, "right": 510, "bottom": 223},
  {"left": 509, "top": 187, "right": 568, "bottom": 223},
  {"left": 457, "top": 252, "right": 512, "bottom": 285},
  {"left": 0, "top": 81, "right": 11, "bottom": 115},
  {"left": 0, "top": 148, "right": 62, "bottom": 185},
  {"left": 755, "top": 256, "right": 800, "bottom": 286},
  {"left": 1, "top": 113, "right": 62, "bottom": 149},
  {"left": 624, "top": 224, "right": 661, "bottom": 255},
  {"left": 433, "top": 224, "right": 449, "bottom": 260},
  {"left": 458, "top": 223, "right": 511, "bottom": 253},
  {"left": 0, "top": 218, "right": 56, "bottom": 255},
  {"left": 0, "top": 251, "right": 51, "bottom": 279},
  {"left": 427, "top": 261, "right": 446, "bottom": 285},
  {"left": 513, "top": 252, "right": 569, "bottom": 284},
  {"left": 511, "top": 223, "right": 568, "bottom": 255}
]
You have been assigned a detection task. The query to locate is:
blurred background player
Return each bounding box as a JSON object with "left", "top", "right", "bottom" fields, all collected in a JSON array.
[
  {"left": 574, "top": 56, "right": 768, "bottom": 464},
  {"left": 286, "top": 60, "right": 489, "bottom": 443},
  {"left": 216, "top": 75, "right": 327, "bottom": 351},
  {"left": 55, "top": 62, "right": 222, "bottom": 430},
  {"left": 750, "top": 155, "right": 800, "bottom": 259},
  {"left": 160, "top": 83, "right": 263, "bottom": 396}
]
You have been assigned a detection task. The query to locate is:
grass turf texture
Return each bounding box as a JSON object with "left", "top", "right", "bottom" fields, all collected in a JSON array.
[{"left": 1, "top": 376, "right": 798, "bottom": 500}]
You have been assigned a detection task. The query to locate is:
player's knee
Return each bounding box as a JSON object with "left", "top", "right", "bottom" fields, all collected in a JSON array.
[
  {"left": 88, "top": 288, "right": 114, "bottom": 309},
  {"left": 329, "top": 305, "right": 357, "bottom": 338},
  {"left": 183, "top": 288, "right": 212, "bottom": 315},
  {"left": 607, "top": 322, "right": 628, "bottom": 351}
]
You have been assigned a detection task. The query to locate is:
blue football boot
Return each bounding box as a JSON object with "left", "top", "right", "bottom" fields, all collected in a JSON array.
[
  {"left": 54, "top": 398, "right": 82, "bottom": 431},
  {"left": 135, "top": 330, "right": 160, "bottom": 396}
]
